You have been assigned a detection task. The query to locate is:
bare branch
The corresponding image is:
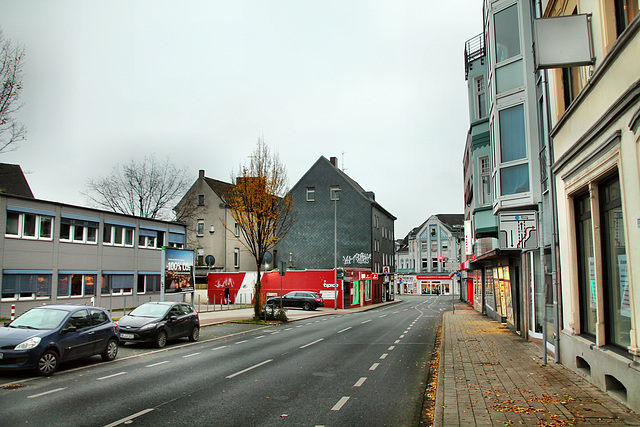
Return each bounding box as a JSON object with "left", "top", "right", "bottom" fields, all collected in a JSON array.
[{"left": 0, "top": 29, "right": 27, "bottom": 154}]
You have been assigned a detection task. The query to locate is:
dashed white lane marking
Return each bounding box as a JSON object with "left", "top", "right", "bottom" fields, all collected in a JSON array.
[
  {"left": 226, "top": 359, "right": 273, "bottom": 379},
  {"left": 300, "top": 338, "right": 324, "bottom": 349},
  {"left": 183, "top": 352, "right": 200, "bottom": 358},
  {"left": 97, "top": 372, "right": 126, "bottom": 381},
  {"left": 361, "top": 319, "right": 372, "bottom": 324},
  {"left": 255, "top": 335, "right": 266, "bottom": 339},
  {"left": 331, "top": 396, "right": 350, "bottom": 411},
  {"left": 212, "top": 346, "right": 227, "bottom": 351},
  {"left": 146, "top": 361, "right": 170, "bottom": 367},
  {"left": 379, "top": 314, "right": 388, "bottom": 318},
  {"left": 394, "top": 340, "right": 400, "bottom": 344},
  {"left": 388, "top": 346, "right": 395, "bottom": 351},
  {"left": 399, "top": 335, "right": 405, "bottom": 338},
  {"left": 236, "top": 340, "right": 248, "bottom": 344},
  {"left": 103, "top": 408, "right": 154, "bottom": 427},
  {"left": 337, "top": 327, "right": 352, "bottom": 334},
  {"left": 354, "top": 377, "right": 367, "bottom": 387},
  {"left": 369, "top": 363, "right": 380, "bottom": 371},
  {"left": 27, "top": 388, "right": 66, "bottom": 399},
  {"left": 380, "top": 353, "right": 388, "bottom": 359}
]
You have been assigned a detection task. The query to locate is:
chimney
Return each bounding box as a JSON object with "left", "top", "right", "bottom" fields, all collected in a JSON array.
[
  {"left": 199, "top": 169, "right": 205, "bottom": 179},
  {"left": 330, "top": 157, "right": 338, "bottom": 167}
]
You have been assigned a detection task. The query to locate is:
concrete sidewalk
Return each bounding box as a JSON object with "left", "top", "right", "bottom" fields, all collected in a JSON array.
[{"left": 434, "top": 304, "right": 640, "bottom": 426}]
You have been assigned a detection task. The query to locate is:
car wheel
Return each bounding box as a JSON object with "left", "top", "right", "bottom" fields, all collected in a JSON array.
[
  {"left": 37, "top": 350, "right": 59, "bottom": 376},
  {"left": 188, "top": 326, "right": 200, "bottom": 342},
  {"left": 101, "top": 339, "right": 118, "bottom": 362},
  {"left": 155, "top": 330, "right": 167, "bottom": 348},
  {"left": 302, "top": 302, "right": 311, "bottom": 311}
]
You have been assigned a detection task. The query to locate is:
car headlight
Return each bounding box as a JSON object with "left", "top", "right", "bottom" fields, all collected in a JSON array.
[
  {"left": 139, "top": 323, "right": 158, "bottom": 331},
  {"left": 15, "top": 337, "right": 41, "bottom": 350}
]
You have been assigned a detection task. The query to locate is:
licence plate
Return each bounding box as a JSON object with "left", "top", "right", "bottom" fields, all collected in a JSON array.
[{"left": 120, "top": 333, "right": 134, "bottom": 339}]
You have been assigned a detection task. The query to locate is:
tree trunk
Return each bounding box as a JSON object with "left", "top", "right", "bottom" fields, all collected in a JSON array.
[{"left": 254, "top": 261, "right": 262, "bottom": 319}]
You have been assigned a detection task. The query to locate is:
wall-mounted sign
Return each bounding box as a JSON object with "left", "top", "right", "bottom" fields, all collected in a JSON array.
[{"left": 499, "top": 211, "right": 538, "bottom": 250}]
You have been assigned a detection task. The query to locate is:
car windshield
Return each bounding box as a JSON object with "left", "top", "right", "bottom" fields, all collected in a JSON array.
[
  {"left": 129, "top": 304, "right": 171, "bottom": 318},
  {"left": 9, "top": 308, "right": 69, "bottom": 330}
]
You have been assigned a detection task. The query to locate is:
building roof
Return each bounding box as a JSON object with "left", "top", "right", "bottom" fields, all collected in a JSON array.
[
  {"left": 203, "top": 177, "right": 234, "bottom": 201},
  {"left": 0, "top": 163, "right": 34, "bottom": 198},
  {"left": 435, "top": 214, "right": 465, "bottom": 229}
]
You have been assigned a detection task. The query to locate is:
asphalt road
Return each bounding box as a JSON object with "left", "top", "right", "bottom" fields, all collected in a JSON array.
[{"left": 0, "top": 296, "right": 450, "bottom": 426}]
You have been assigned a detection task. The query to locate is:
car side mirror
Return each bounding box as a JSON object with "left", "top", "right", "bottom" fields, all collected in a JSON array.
[
  {"left": 4, "top": 321, "right": 10, "bottom": 327},
  {"left": 169, "top": 315, "right": 178, "bottom": 321}
]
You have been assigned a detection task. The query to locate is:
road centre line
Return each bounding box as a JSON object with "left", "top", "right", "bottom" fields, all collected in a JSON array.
[
  {"left": 226, "top": 359, "right": 273, "bottom": 379},
  {"left": 212, "top": 345, "right": 227, "bottom": 351},
  {"left": 97, "top": 372, "right": 126, "bottom": 381},
  {"left": 27, "top": 387, "right": 66, "bottom": 399},
  {"left": 236, "top": 340, "right": 248, "bottom": 344},
  {"left": 183, "top": 352, "right": 200, "bottom": 358},
  {"left": 337, "top": 326, "right": 352, "bottom": 334},
  {"left": 300, "top": 338, "right": 324, "bottom": 349},
  {"left": 388, "top": 346, "right": 395, "bottom": 350},
  {"left": 354, "top": 377, "right": 367, "bottom": 387},
  {"left": 331, "top": 396, "right": 350, "bottom": 411},
  {"left": 394, "top": 340, "right": 400, "bottom": 344},
  {"left": 146, "top": 361, "right": 170, "bottom": 367},
  {"left": 380, "top": 353, "right": 388, "bottom": 359},
  {"left": 399, "top": 335, "right": 405, "bottom": 338},
  {"left": 369, "top": 363, "right": 380, "bottom": 371},
  {"left": 379, "top": 314, "right": 387, "bottom": 318},
  {"left": 103, "top": 408, "right": 154, "bottom": 427},
  {"left": 361, "top": 319, "right": 372, "bottom": 324},
  {"left": 255, "top": 336, "right": 266, "bottom": 339}
]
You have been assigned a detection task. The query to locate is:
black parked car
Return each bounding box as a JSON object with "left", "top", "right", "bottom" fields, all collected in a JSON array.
[
  {"left": 0, "top": 305, "right": 119, "bottom": 376},
  {"left": 117, "top": 302, "right": 199, "bottom": 348},
  {"left": 266, "top": 291, "right": 324, "bottom": 311}
]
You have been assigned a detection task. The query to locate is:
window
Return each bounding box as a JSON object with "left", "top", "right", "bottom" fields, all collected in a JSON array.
[
  {"left": 103, "top": 223, "right": 135, "bottom": 247},
  {"left": 475, "top": 75, "right": 487, "bottom": 119},
  {"left": 494, "top": 4, "right": 520, "bottom": 63},
  {"left": 197, "top": 194, "right": 205, "bottom": 206},
  {"left": 480, "top": 156, "right": 492, "bottom": 205},
  {"left": 234, "top": 248, "right": 240, "bottom": 268},
  {"left": 330, "top": 186, "right": 341, "bottom": 201},
  {"left": 306, "top": 187, "right": 315, "bottom": 202},
  {"left": 139, "top": 228, "right": 163, "bottom": 248},
  {"left": 64, "top": 309, "right": 91, "bottom": 330},
  {"left": 58, "top": 273, "right": 97, "bottom": 297},
  {"left": 5, "top": 210, "right": 53, "bottom": 240},
  {"left": 197, "top": 220, "right": 205, "bottom": 236},
  {"left": 499, "top": 104, "right": 526, "bottom": 162},
  {"left": 422, "top": 259, "right": 429, "bottom": 270},
  {"left": 442, "top": 240, "right": 449, "bottom": 252},
  {"left": 101, "top": 274, "right": 134, "bottom": 295},
  {"left": 432, "top": 259, "right": 439, "bottom": 271},
  {"left": 60, "top": 218, "right": 98, "bottom": 244},
  {"left": 2, "top": 272, "right": 52, "bottom": 300},
  {"left": 613, "top": 0, "right": 639, "bottom": 37},
  {"left": 421, "top": 241, "right": 428, "bottom": 252},
  {"left": 137, "top": 274, "right": 161, "bottom": 293},
  {"left": 90, "top": 309, "right": 108, "bottom": 325},
  {"left": 500, "top": 163, "right": 530, "bottom": 195},
  {"left": 575, "top": 191, "right": 596, "bottom": 337},
  {"left": 168, "top": 231, "right": 185, "bottom": 248},
  {"left": 234, "top": 223, "right": 240, "bottom": 237}
]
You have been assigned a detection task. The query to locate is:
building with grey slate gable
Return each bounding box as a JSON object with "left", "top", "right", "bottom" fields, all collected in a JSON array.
[{"left": 277, "top": 156, "right": 396, "bottom": 278}]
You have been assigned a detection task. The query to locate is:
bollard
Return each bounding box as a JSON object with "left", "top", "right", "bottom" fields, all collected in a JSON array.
[
  {"left": 11, "top": 304, "right": 16, "bottom": 321},
  {"left": 198, "top": 294, "right": 201, "bottom": 313}
]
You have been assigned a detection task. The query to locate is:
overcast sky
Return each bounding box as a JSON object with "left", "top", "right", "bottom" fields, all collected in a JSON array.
[{"left": 1, "top": 0, "right": 482, "bottom": 239}]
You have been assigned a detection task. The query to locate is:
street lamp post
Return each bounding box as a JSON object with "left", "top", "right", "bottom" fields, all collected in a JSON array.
[{"left": 333, "top": 188, "right": 341, "bottom": 309}]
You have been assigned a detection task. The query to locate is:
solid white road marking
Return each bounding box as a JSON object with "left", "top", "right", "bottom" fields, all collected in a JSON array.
[
  {"left": 27, "top": 388, "right": 66, "bottom": 399},
  {"left": 103, "top": 408, "right": 154, "bottom": 427},
  {"left": 300, "top": 338, "right": 324, "bottom": 349},
  {"left": 337, "top": 327, "right": 352, "bottom": 334},
  {"left": 97, "top": 372, "right": 126, "bottom": 381},
  {"left": 354, "top": 377, "right": 367, "bottom": 387},
  {"left": 331, "top": 396, "right": 350, "bottom": 411},
  {"left": 226, "top": 359, "right": 273, "bottom": 379},
  {"left": 369, "top": 363, "right": 380, "bottom": 371},
  {"left": 146, "top": 361, "right": 170, "bottom": 368}
]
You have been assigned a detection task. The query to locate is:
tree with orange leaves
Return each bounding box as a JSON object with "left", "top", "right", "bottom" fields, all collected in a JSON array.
[{"left": 227, "top": 138, "right": 295, "bottom": 319}]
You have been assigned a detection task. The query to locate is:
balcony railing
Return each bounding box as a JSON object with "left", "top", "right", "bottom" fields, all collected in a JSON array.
[{"left": 464, "top": 33, "right": 485, "bottom": 80}]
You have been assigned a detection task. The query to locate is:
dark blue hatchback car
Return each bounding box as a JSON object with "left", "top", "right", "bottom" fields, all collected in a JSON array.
[{"left": 0, "top": 305, "right": 119, "bottom": 376}]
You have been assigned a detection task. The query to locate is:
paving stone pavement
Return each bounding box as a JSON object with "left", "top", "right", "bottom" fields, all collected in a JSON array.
[{"left": 434, "top": 304, "right": 640, "bottom": 426}]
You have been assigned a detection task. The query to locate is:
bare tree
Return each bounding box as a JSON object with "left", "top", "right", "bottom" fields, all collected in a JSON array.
[
  {"left": 227, "top": 138, "right": 295, "bottom": 319},
  {"left": 84, "top": 155, "right": 190, "bottom": 220},
  {"left": 0, "top": 29, "right": 26, "bottom": 153}
]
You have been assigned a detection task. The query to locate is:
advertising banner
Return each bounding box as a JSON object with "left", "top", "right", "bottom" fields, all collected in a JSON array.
[{"left": 163, "top": 248, "right": 195, "bottom": 294}]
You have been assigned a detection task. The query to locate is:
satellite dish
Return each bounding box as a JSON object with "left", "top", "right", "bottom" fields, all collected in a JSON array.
[{"left": 205, "top": 255, "right": 215, "bottom": 267}]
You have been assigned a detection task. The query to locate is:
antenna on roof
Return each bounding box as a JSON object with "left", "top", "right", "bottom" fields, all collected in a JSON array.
[{"left": 342, "top": 151, "right": 347, "bottom": 172}]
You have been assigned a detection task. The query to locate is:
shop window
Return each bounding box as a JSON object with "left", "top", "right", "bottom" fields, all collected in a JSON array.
[
  {"left": 5, "top": 211, "right": 53, "bottom": 241},
  {"left": 575, "top": 191, "right": 597, "bottom": 337},
  {"left": 58, "top": 274, "right": 97, "bottom": 297},
  {"left": 600, "top": 176, "right": 630, "bottom": 349},
  {"left": 1, "top": 273, "right": 52, "bottom": 300}
]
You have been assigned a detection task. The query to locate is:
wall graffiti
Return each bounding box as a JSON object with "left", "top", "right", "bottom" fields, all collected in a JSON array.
[{"left": 342, "top": 252, "right": 372, "bottom": 265}]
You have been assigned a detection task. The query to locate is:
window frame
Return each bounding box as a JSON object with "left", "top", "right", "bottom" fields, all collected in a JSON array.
[
  {"left": 1, "top": 272, "right": 53, "bottom": 301},
  {"left": 306, "top": 187, "right": 315, "bottom": 202},
  {"left": 5, "top": 211, "right": 54, "bottom": 241}
]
